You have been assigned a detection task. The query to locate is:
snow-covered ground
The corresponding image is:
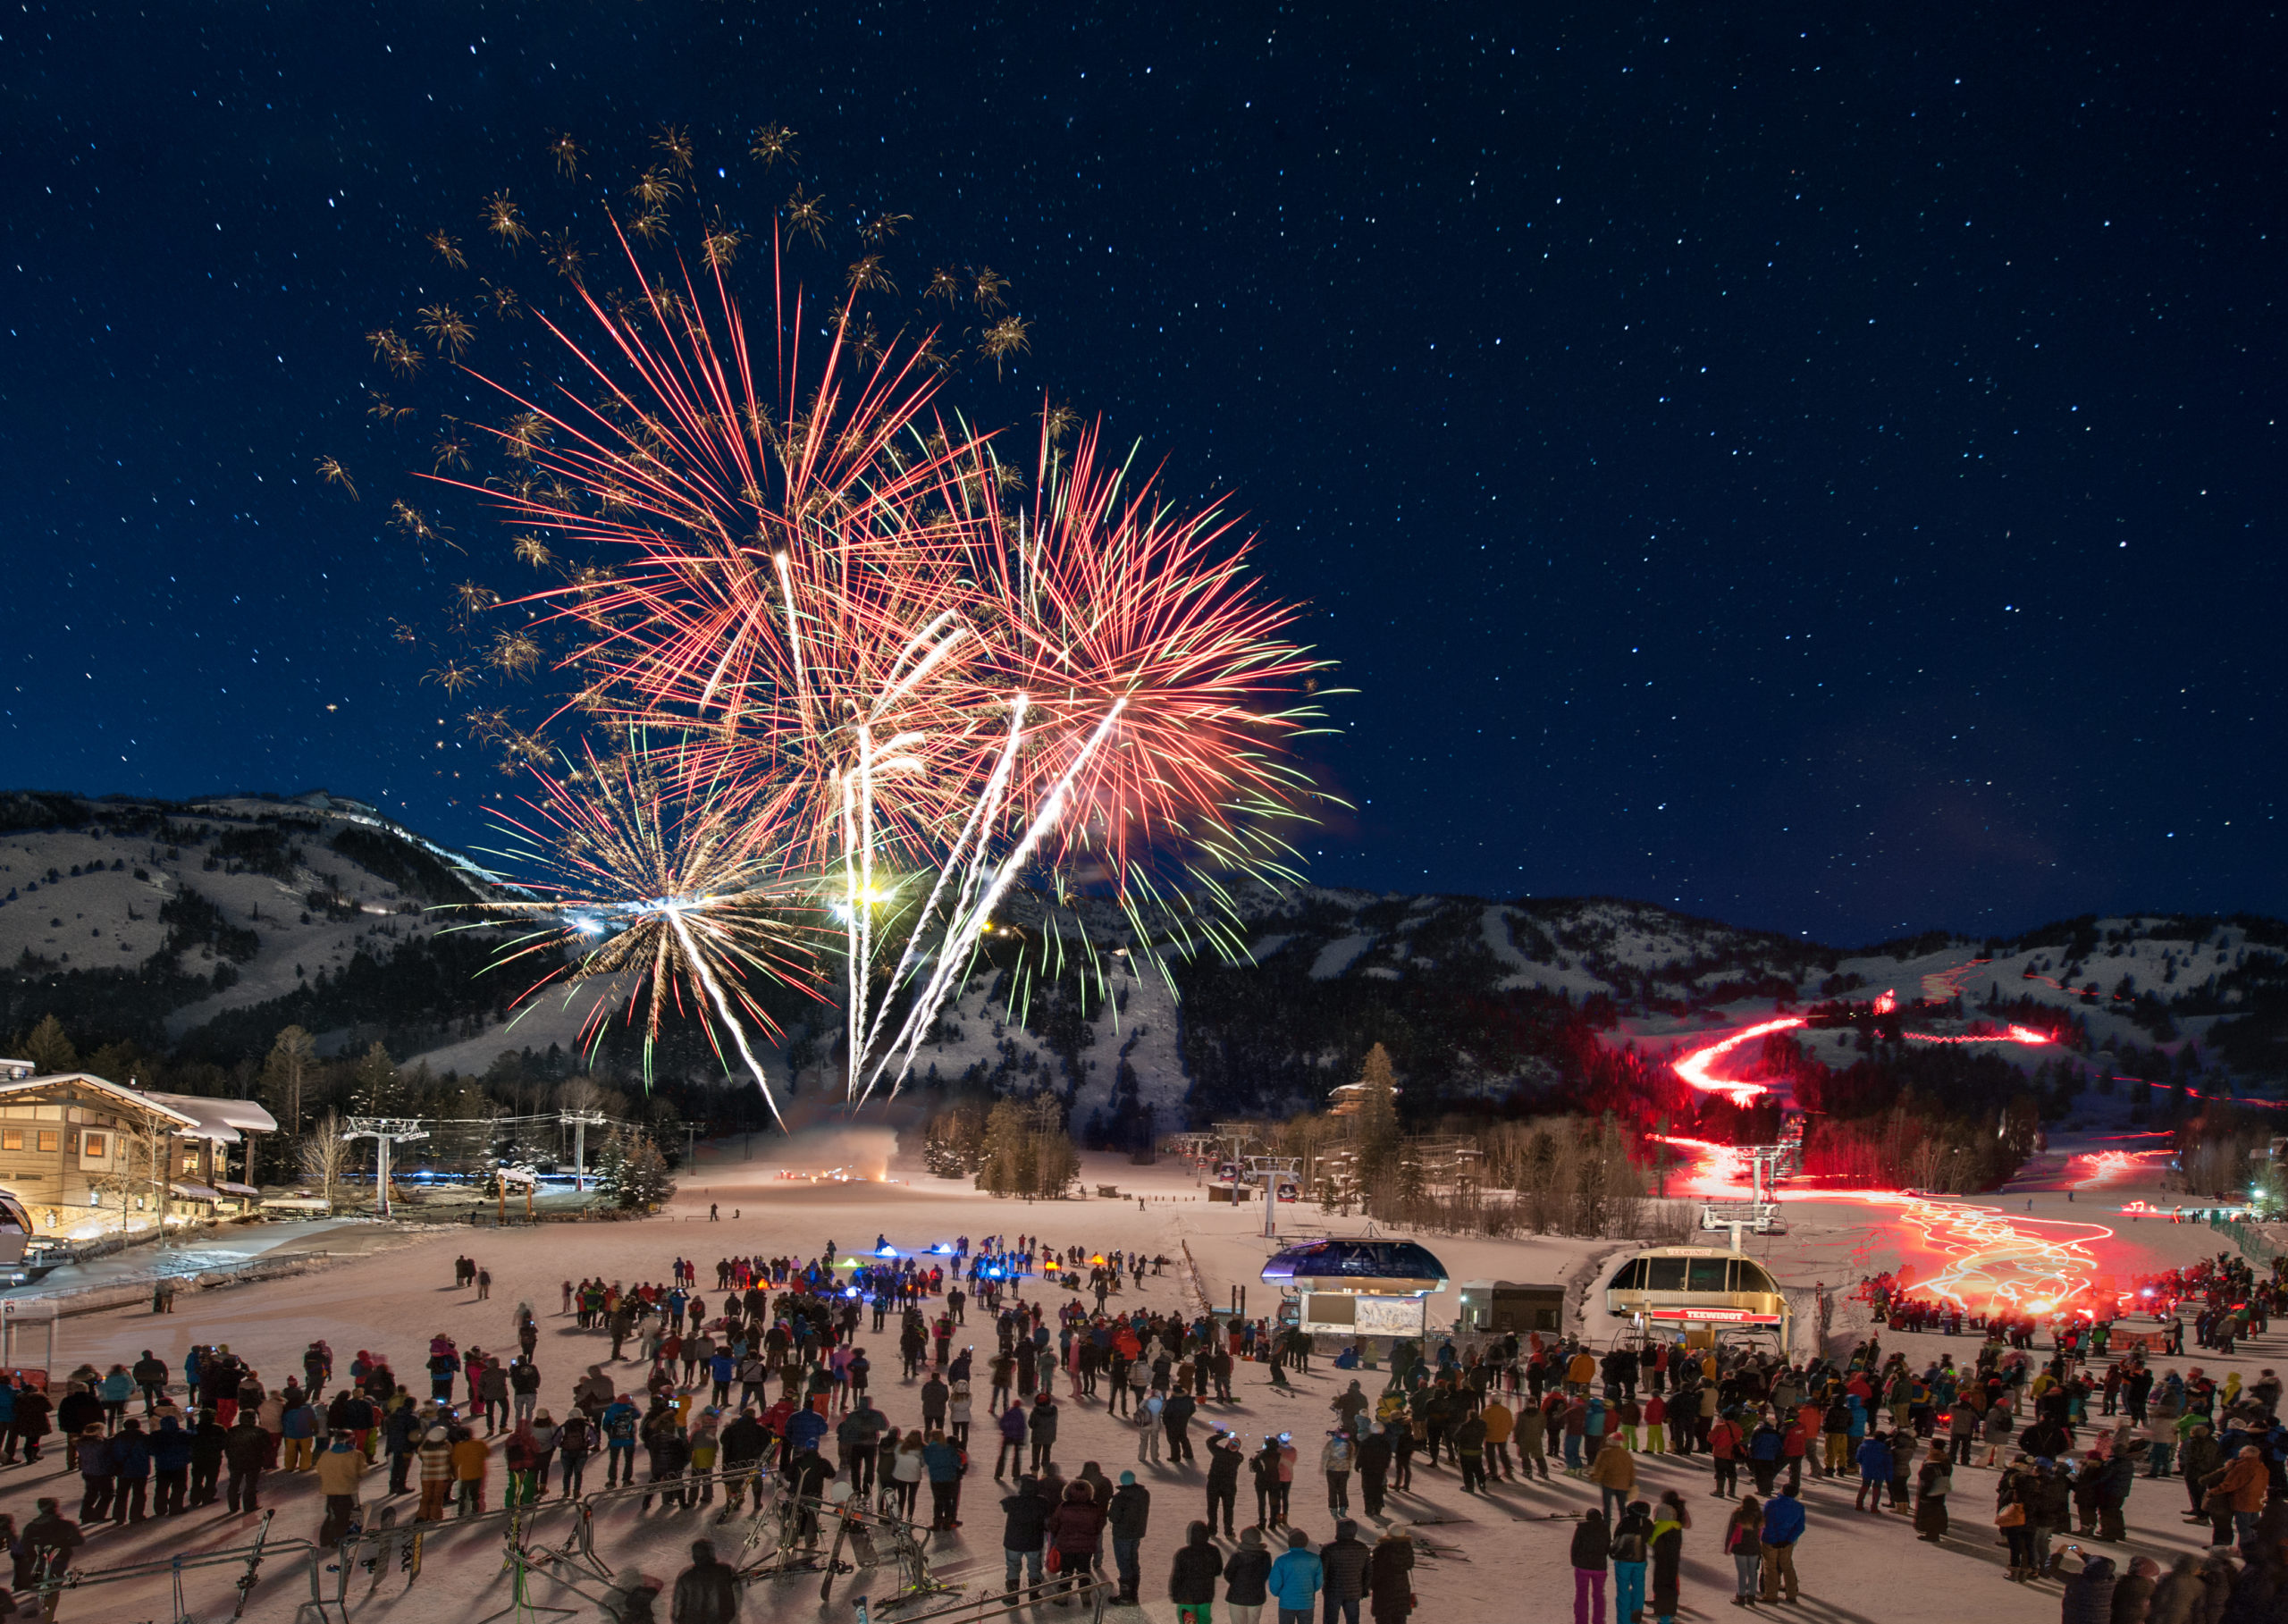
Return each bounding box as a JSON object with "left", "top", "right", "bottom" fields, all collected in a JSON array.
[{"left": 0, "top": 1135, "right": 2263, "bottom": 1624}]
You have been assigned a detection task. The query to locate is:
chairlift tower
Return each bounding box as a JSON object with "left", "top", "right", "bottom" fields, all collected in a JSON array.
[
  {"left": 342, "top": 1118, "right": 429, "bottom": 1219},
  {"left": 1246, "top": 1154, "right": 1304, "bottom": 1239},
  {"left": 558, "top": 1110, "right": 608, "bottom": 1192}
]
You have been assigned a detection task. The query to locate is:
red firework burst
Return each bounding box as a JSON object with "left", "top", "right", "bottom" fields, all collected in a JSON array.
[{"left": 959, "top": 421, "right": 1333, "bottom": 900}]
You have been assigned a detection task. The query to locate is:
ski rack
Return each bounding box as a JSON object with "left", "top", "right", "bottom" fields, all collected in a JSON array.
[
  {"left": 864, "top": 1502, "right": 962, "bottom": 1612},
  {"left": 875, "top": 1575, "right": 1113, "bottom": 1624},
  {"left": 26, "top": 1510, "right": 299, "bottom": 1623},
  {"left": 303, "top": 1466, "right": 774, "bottom": 1618},
  {"left": 731, "top": 1484, "right": 875, "bottom": 1586}
]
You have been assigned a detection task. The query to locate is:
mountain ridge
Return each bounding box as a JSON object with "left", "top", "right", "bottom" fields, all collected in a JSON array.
[{"left": 2, "top": 790, "right": 2283, "bottom": 1122}]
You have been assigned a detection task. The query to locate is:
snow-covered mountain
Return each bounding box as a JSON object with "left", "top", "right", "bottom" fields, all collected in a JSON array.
[
  {"left": 0, "top": 789, "right": 514, "bottom": 1061},
  {"left": 3, "top": 790, "right": 2281, "bottom": 1118}
]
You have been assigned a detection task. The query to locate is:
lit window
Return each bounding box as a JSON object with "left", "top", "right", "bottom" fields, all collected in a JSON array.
[
  {"left": 0, "top": 1130, "right": 20, "bottom": 1152},
  {"left": 81, "top": 1132, "right": 106, "bottom": 1158},
  {"left": 37, "top": 1132, "right": 56, "bottom": 1153}
]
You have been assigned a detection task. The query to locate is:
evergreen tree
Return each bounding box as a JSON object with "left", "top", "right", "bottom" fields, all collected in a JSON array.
[
  {"left": 1350, "top": 1043, "right": 1402, "bottom": 1191},
  {"left": 597, "top": 1126, "right": 675, "bottom": 1210},
  {"left": 21, "top": 1014, "right": 75, "bottom": 1076},
  {"left": 977, "top": 1098, "right": 1033, "bottom": 1197},
  {"left": 350, "top": 1040, "right": 400, "bottom": 1115}
]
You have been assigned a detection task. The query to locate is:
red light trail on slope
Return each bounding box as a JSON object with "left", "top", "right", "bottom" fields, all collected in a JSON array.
[
  {"left": 1672, "top": 1017, "right": 1806, "bottom": 1107},
  {"left": 1649, "top": 1133, "right": 1754, "bottom": 1199},
  {"left": 1872, "top": 1194, "right": 2116, "bottom": 1317},
  {"left": 1672, "top": 1010, "right": 2054, "bottom": 1108},
  {"left": 1647, "top": 1140, "right": 2122, "bottom": 1317},
  {"left": 1902, "top": 1023, "right": 2055, "bottom": 1047},
  {"left": 2071, "top": 1149, "right": 2173, "bottom": 1191}
]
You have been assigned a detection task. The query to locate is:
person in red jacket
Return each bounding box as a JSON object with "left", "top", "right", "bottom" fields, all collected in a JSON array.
[
  {"left": 1644, "top": 1393, "right": 1669, "bottom": 1455},
  {"left": 1780, "top": 1416, "right": 1810, "bottom": 1492},
  {"left": 1707, "top": 1415, "right": 1745, "bottom": 1499},
  {"left": 1046, "top": 1478, "right": 1107, "bottom": 1601}
]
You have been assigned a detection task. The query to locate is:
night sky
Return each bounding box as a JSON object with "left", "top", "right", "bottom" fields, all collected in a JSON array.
[{"left": 4, "top": 5, "right": 2282, "bottom": 946}]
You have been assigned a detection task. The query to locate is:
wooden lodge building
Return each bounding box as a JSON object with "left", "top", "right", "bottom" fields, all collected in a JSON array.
[{"left": 0, "top": 1058, "right": 276, "bottom": 1237}]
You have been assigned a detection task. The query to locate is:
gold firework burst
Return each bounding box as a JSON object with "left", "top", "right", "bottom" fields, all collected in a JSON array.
[
  {"left": 416, "top": 303, "right": 475, "bottom": 360},
  {"left": 784, "top": 186, "right": 829, "bottom": 248},
  {"left": 748, "top": 122, "right": 798, "bottom": 168},
  {"left": 978, "top": 314, "right": 1030, "bottom": 375},
  {"left": 483, "top": 189, "right": 531, "bottom": 248},
  {"left": 367, "top": 328, "right": 423, "bottom": 378},
  {"left": 543, "top": 231, "right": 585, "bottom": 282},
  {"left": 702, "top": 215, "right": 746, "bottom": 269},
  {"left": 627, "top": 167, "right": 681, "bottom": 209},
  {"left": 314, "top": 456, "right": 358, "bottom": 500},
  {"left": 654, "top": 123, "right": 694, "bottom": 175}
]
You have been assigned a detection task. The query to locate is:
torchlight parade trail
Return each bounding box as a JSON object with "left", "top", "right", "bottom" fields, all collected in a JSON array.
[
  {"left": 1663, "top": 1011, "right": 2166, "bottom": 1318},
  {"left": 1872, "top": 1194, "right": 2115, "bottom": 1318},
  {"left": 1670, "top": 1014, "right": 1806, "bottom": 1106}
]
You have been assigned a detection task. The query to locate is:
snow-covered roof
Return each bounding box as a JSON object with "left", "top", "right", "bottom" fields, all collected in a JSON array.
[
  {"left": 0, "top": 1073, "right": 202, "bottom": 1130},
  {"left": 139, "top": 1092, "right": 278, "bottom": 1143},
  {"left": 0, "top": 1075, "right": 273, "bottom": 1140}
]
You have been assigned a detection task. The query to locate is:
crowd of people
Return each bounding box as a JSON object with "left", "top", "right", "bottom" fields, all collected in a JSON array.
[
  {"left": 1862, "top": 1250, "right": 2288, "bottom": 1364},
  {"left": 0, "top": 1230, "right": 1414, "bottom": 1624},
  {"left": 9, "top": 1226, "right": 2288, "bottom": 1623}
]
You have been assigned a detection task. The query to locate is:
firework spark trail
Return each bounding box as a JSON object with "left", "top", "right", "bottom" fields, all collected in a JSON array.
[
  {"left": 857, "top": 697, "right": 1131, "bottom": 1105},
  {"left": 465, "top": 736, "right": 819, "bottom": 1116},
  {"left": 666, "top": 908, "right": 788, "bottom": 1130},
  {"left": 847, "top": 698, "right": 1029, "bottom": 1089},
  {"left": 964, "top": 425, "right": 1330, "bottom": 898}
]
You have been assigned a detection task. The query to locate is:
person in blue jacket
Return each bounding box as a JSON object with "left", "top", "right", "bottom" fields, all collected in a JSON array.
[
  {"left": 1853, "top": 1432, "right": 1892, "bottom": 1513},
  {"left": 1267, "top": 1528, "right": 1324, "bottom": 1624},
  {"left": 921, "top": 1429, "right": 965, "bottom": 1530},
  {"left": 786, "top": 1401, "right": 830, "bottom": 1457},
  {"left": 600, "top": 1395, "right": 640, "bottom": 1486},
  {"left": 110, "top": 1417, "right": 154, "bottom": 1523},
  {"left": 149, "top": 1414, "right": 195, "bottom": 1515},
  {"left": 1758, "top": 1484, "right": 1805, "bottom": 1604}
]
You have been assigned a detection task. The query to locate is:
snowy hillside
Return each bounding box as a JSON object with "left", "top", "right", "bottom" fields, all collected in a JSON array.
[
  {"left": 4, "top": 787, "right": 2282, "bottom": 1121},
  {"left": 0, "top": 789, "right": 516, "bottom": 1058},
  {"left": 1217, "top": 884, "right": 2285, "bottom": 1059}
]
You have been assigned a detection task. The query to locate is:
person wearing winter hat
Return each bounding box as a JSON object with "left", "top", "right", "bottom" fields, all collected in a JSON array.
[
  {"left": 1108, "top": 1469, "right": 1152, "bottom": 1604},
  {"left": 416, "top": 1426, "right": 453, "bottom": 1522},
  {"left": 1320, "top": 1519, "right": 1372, "bottom": 1624},
  {"left": 1169, "top": 1520, "right": 1224, "bottom": 1624},
  {"left": 1267, "top": 1528, "right": 1324, "bottom": 1624},
  {"left": 1226, "top": 1525, "right": 1274, "bottom": 1624}
]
